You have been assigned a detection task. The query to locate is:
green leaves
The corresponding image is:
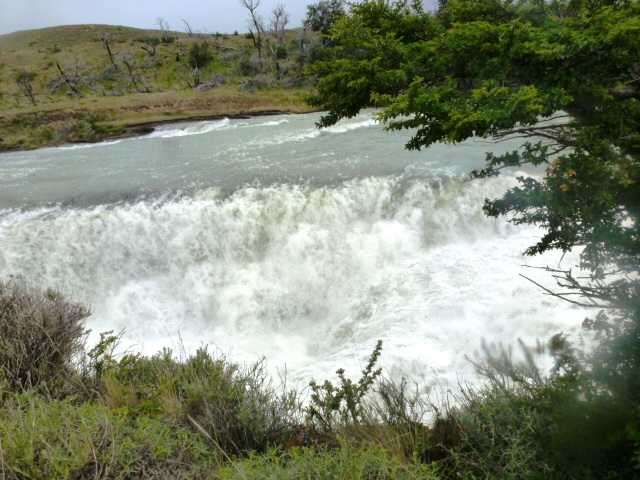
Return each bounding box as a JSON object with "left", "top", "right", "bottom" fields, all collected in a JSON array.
[
  {"left": 308, "top": 0, "right": 639, "bottom": 284},
  {"left": 308, "top": 6, "right": 640, "bottom": 469},
  {"left": 307, "top": 340, "right": 383, "bottom": 431}
]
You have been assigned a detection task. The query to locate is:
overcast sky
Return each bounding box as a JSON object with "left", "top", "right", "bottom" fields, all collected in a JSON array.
[
  {"left": 0, "top": 0, "right": 324, "bottom": 36},
  {"left": 0, "top": 1, "right": 438, "bottom": 37}
]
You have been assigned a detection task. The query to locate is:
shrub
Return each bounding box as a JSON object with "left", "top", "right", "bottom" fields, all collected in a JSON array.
[
  {"left": 0, "top": 392, "right": 217, "bottom": 479},
  {"left": 241, "top": 74, "right": 277, "bottom": 90},
  {"left": 306, "top": 340, "right": 382, "bottom": 432},
  {"left": 443, "top": 339, "right": 639, "bottom": 479},
  {"left": 184, "top": 351, "right": 303, "bottom": 455},
  {"left": 451, "top": 388, "right": 554, "bottom": 479},
  {"left": 0, "top": 278, "right": 91, "bottom": 395},
  {"left": 196, "top": 74, "right": 226, "bottom": 92},
  {"left": 237, "top": 54, "right": 264, "bottom": 76},
  {"left": 38, "top": 127, "right": 56, "bottom": 143},
  {"left": 95, "top": 346, "right": 303, "bottom": 457},
  {"left": 362, "top": 377, "right": 441, "bottom": 463},
  {"left": 188, "top": 42, "right": 215, "bottom": 70},
  {"left": 217, "top": 441, "right": 439, "bottom": 479}
]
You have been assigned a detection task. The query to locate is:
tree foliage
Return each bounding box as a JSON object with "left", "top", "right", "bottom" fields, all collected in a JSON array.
[
  {"left": 303, "top": 0, "right": 346, "bottom": 39},
  {"left": 308, "top": 0, "right": 639, "bottom": 309},
  {"left": 307, "top": 0, "right": 640, "bottom": 474},
  {"left": 187, "top": 41, "right": 214, "bottom": 70}
]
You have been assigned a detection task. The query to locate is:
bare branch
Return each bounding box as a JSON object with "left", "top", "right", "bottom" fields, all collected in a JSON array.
[
  {"left": 519, "top": 273, "right": 614, "bottom": 308},
  {"left": 493, "top": 124, "right": 573, "bottom": 142},
  {"left": 98, "top": 33, "right": 118, "bottom": 71},
  {"left": 156, "top": 17, "right": 171, "bottom": 42},
  {"left": 609, "top": 88, "right": 640, "bottom": 100},
  {"left": 182, "top": 19, "right": 194, "bottom": 36},
  {"left": 56, "top": 62, "right": 84, "bottom": 98},
  {"left": 240, "top": 0, "right": 264, "bottom": 58},
  {"left": 519, "top": 264, "right": 631, "bottom": 310}
]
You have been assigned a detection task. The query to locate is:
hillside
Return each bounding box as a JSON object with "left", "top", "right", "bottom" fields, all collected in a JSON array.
[{"left": 0, "top": 24, "right": 317, "bottom": 150}]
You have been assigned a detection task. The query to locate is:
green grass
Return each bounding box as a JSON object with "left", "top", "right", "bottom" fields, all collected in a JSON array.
[
  {"left": 218, "top": 443, "right": 438, "bottom": 479},
  {"left": 0, "top": 392, "right": 219, "bottom": 479}
]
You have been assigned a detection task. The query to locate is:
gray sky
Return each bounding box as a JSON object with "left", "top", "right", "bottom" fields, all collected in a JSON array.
[{"left": 0, "top": 0, "right": 318, "bottom": 36}]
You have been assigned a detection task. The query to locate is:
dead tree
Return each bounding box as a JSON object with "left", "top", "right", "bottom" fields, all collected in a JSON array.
[
  {"left": 122, "top": 55, "right": 150, "bottom": 93},
  {"left": 99, "top": 33, "right": 118, "bottom": 71},
  {"left": 56, "top": 62, "right": 84, "bottom": 98},
  {"left": 14, "top": 71, "right": 37, "bottom": 105},
  {"left": 240, "top": 0, "right": 264, "bottom": 59},
  {"left": 156, "top": 17, "right": 171, "bottom": 43},
  {"left": 265, "top": 4, "right": 289, "bottom": 78},
  {"left": 182, "top": 19, "right": 194, "bottom": 36},
  {"left": 141, "top": 41, "right": 157, "bottom": 57}
]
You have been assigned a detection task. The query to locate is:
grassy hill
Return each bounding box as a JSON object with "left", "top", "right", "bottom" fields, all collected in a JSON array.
[{"left": 0, "top": 24, "right": 317, "bottom": 150}]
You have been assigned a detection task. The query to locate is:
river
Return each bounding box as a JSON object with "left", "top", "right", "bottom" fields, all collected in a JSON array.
[{"left": 0, "top": 110, "right": 585, "bottom": 388}]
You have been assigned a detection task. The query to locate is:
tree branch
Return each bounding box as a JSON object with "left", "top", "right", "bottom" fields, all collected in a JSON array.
[
  {"left": 609, "top": 88, "right": 640, "bottom": 100},
  {"left": 519, "top": 273, "right": 613, "bottom": 308},
  {"left": 56, "top": 62, "right": 84, "bottom": 98}
]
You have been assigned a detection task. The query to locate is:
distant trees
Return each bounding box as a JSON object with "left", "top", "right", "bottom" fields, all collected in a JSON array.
[
  {"left": 303, "top": 0, "right": 345, "bottom": 44},
  {"left": 239, "top": 0, "right": 295, "bottom": 79},
  {"left": 2, "top": 7, "right": 312, "bottom": 109}
]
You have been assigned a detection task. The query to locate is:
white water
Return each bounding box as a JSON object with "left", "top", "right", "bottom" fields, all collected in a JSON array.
[{"left": 0, "top": 111, "right": 585, "bottom": 389}]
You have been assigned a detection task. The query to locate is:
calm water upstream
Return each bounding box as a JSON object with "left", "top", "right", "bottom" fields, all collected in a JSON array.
[{"left": 0, "top": 111, "right": 586, "bottom": 388}]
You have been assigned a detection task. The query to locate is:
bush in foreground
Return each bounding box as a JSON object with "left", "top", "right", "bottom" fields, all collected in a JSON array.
[
  {"left": 1, "top": 278, "right": 639, "bottom": 478},
  {"left": 0, "top": 277, "right": 90, "bottom": 395},
  {"left": 0, "top": 392, "right": 217, "bottom": 479},
  {"left": 95, "top": 345, "right": 303, "bottom": 457}
]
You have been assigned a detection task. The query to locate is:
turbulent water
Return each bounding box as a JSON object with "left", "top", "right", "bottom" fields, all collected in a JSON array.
[{"left": 0, "top": 111, "right": 586, "bottom": 388}]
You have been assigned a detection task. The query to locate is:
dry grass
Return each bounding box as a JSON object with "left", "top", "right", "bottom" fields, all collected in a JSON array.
[
  {"left": 0, "top": 88, "right": 313, "bottom": 149},
  {"left": 0, "top": 277, "right": 91, "bottom": 394}
]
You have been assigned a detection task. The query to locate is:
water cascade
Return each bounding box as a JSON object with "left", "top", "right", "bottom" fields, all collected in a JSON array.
[{"left": 0, "top": 111, "right": 586, "bottom": 388}]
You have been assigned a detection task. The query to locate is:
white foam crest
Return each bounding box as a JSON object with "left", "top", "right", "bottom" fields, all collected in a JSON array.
[
  {"left": 241, "top": 114, "right": 379, "bottom": 149},
  {"left": 0, "top": 176, "right": 586, "bottom": 388},
  {"left": 52, "top": 139, "right": 124, "bottom": 151},
  {"left": 278, "top": 117, "right": 378, "bottom": 143},
  {"left": 0, "top": 205, "right": 63, "bottom": 224},
  {"left": 147, "top": 118, "right": 233, "bottom": 138},
  {"left": 324, "top": 117, "right": 378, "bottom": 134},
  {"left": 248, "top": 128, "right": 321, "bottom": 147},
  {"left": 251, "top": 118, "right": 290, "bottom": 128}
]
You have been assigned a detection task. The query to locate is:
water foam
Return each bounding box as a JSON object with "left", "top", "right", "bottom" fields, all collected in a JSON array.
[
  {"left": 0, "top": 175, "right": 585, "bottom": 388},
  {"left": 147, "top": 118, "right": 233, "bottom": 138},
  {"left": 324, "top": 118, "right": 378, "bottom": 134}
]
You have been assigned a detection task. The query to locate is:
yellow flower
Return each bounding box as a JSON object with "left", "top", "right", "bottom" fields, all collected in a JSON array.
[
  {"left": 566, "top": 169, "right": 577, "bottom": 177},
  {"left": 560, "top": 183, "right": 570, "bottom": 192}
]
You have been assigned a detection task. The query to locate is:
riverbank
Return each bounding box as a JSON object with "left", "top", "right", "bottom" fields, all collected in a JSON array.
[
  {"left": 0, "top": 24, "right": 322, "bottom": 152},
  {"left": 0, "top": 87, "right": 316, "bottom": 152}
]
